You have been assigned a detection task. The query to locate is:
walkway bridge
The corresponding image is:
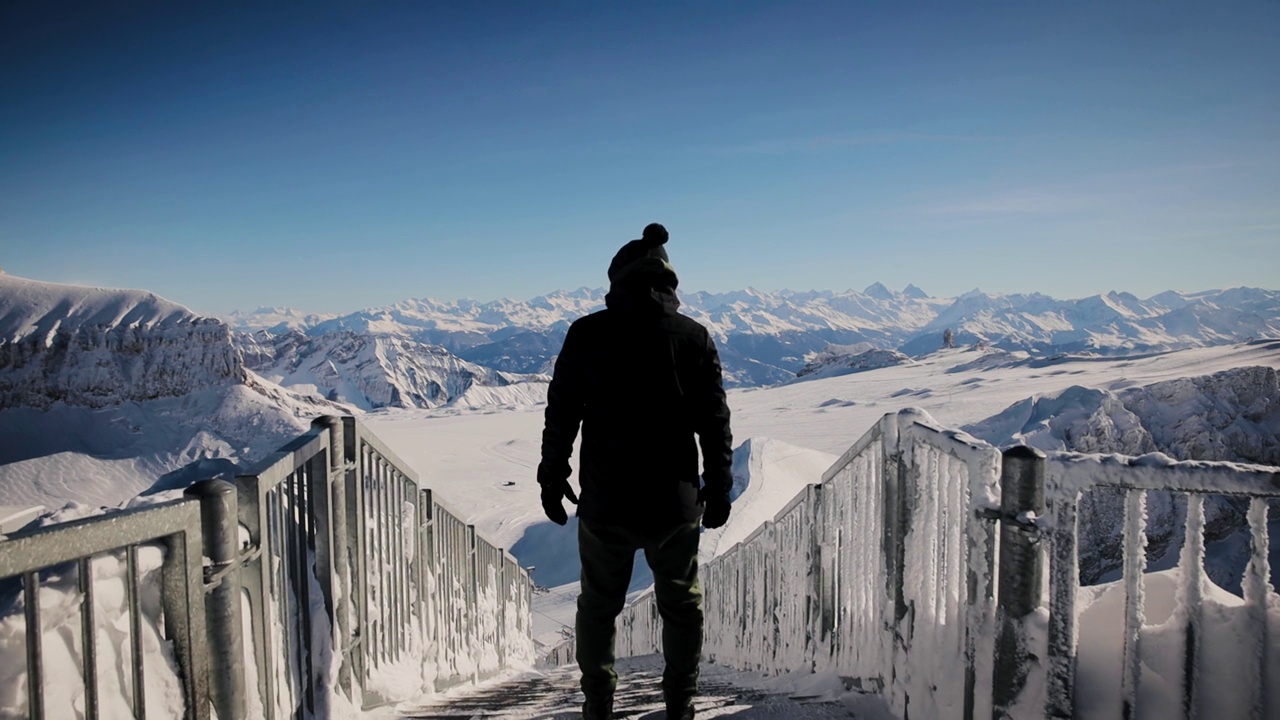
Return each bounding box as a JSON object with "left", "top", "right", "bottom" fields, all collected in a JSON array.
[{"left": 1, "top": 411, "right": 1277, "bottom": 719}]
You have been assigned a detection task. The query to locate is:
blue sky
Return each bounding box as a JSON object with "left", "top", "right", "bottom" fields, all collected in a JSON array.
[{"left": 2, "top": 1, "right": 1277, "bottom": 315}]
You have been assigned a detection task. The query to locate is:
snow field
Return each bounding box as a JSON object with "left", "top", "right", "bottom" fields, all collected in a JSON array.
[{"left": 1, "top": 340, "right": 1278, "bottom": 718}]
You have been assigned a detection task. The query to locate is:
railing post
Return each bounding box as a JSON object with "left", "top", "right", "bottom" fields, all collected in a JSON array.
[
  {"left": 341, "top": 416, "right": 366, "bottom": 692},
  {"left": 468, "top": 524, "right": 479, "bottom": 684},
  {"left": 314, "top": 415, "right": 354, "bottom": 696},
  {"left": 993, "top": 445, "right": 1047, "bottom": 718},
  {"left": 185, "top": 479, "right": 246, "bottom": 720}
]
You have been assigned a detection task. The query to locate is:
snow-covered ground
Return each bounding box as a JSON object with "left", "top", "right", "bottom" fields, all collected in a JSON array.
[
  {"left": 361, "top": 339, "right": 1280, "bottom": 647},
  {"left": 3, "top": 284, "right": 1278, "bottom": 717}
]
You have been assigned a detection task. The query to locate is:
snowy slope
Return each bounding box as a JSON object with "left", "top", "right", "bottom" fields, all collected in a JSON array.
[
  {"left": 0, "top": 274, "right": 243, "bottom": 409},
  {"left": 0, "top": 274, "right": 352, "bottom": 511},
  {"left": 239, "top": 328, "right": 549, "bottom": 410},
  {"left": 360, "top": 340, "right": 1280, "bottom": 647}
]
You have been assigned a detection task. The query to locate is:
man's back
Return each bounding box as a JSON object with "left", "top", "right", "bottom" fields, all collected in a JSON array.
[{"left": 550, "top": 305, "right": 728, "bottom": 528}]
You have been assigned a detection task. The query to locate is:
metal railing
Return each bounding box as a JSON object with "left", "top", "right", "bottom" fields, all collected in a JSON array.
[
  {"left": 0, "top": 415, "right": 536, "bottom": 719},
  {"left": 1034, "top": 451, "right": 1280, "bottom": 719},
  {"left": 0, "top": 498, "right": 209, "bottom": 720},
  {"left": 587, "top": 408, "right": 1279, "bottom": 720}
]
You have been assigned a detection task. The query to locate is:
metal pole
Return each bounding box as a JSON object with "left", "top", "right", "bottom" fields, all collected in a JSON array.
[
  {"left": 992, "top": 445, "right": 1046, "bottom": 719},
  {"left": 185, "top": 479, "right": 247, "bottom": 720},
  {"left": 313, "top": 415, "right": 353, "bottom": 695}
]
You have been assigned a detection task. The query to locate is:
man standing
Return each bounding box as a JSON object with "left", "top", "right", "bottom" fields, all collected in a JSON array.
[{"left": 537, "top": 223, "right": 734, "bottom": 720}]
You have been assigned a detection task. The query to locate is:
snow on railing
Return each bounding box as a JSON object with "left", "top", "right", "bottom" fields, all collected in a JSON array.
[
  {"left": 0, "top": 500, "right": 209, "bottom": 719},
  {"left": 604, "top": 408, "right": 1002, "bottom": 720},
  {"left": 580, "top": 409, "right": 1280, "bottom": 720},
  {"left": 0, "top": 415, "right": 536, "bottom": 720},
  {"left": 1035, "top": 451, "right": 1280, "bottom": 720},
  {"left": 239, "top": 416, "right": 535, "bottom": 716}
]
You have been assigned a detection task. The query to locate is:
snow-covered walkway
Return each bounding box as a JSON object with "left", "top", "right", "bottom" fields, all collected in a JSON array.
[{"left": 393, "top": 655, "right": 897, "bottom": 719}]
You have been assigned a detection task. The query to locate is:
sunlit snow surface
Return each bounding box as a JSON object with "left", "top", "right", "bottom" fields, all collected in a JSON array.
[
  {"left": 363, "top": 340, "right": 1280, "bottom": 645},
  {"left": 3, "top": 340, "right": 1279, "bottom": 718}
]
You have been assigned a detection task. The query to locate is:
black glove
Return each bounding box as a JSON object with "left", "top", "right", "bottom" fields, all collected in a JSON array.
[
  {"left": 699, "top": 487, "right": 731, "bottom": 529},
  {"left": 539, "top": 477, "right": 578, "bottom": 526}
]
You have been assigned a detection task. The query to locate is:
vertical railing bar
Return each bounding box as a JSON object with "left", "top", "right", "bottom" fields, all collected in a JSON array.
[
  {"left": 239, "top": 473, "right": 276, "bottom": 720},
  {"left": 361, "top": 447, "right": 374, "bottom": 670},
  {"left": 357, "top": 438, "right": 369, "bottom": 684},
  {"left": 1120, "top": 488, "right": 1147, "bottom": 720},
  {"left": 400, "top": 477, "right": 412, "bottom": 654},
  {"left": 275, "top": 489, "right": 296, "bottom": 711},
  {"left": 409, "top": 478, "right": 419, "bottom": 651},
  {"left": 267, "top": 490, "right": 283, "bottom": 711},
  {"left": 274, "top": 489, "right": 290, "bottom": 713},
  {"left": 371, "top": 452, "right": 385, "bottom": 667},
  {"left": 1180, "top": 493, "right": 1205, "bottom": 720},
  {"left": 392, "top": 467, "right": 403, "bottom": 660},
  {"left": 24, "top": 570, "right": 44, "bottom": 720},
  {"left": 1045, "top": 482, "right": 1079, "bottom": 720},
  {"left": 293, "top": 468, "right": 309, "bottom": 714},
  {"left": 344, "top": 420, "right": 367, "bottom": 689},
  {"left": 79, "top": 557, "right": 100, "bottom": 720},
  {"left": 299, "top": 465, "right": 315, "bottom": 715},
  {"left": 382, "top": 458, "right": 394, "bottom": 662},
  {"left": 376, "top": 459, "right": 389, "bottom": 664},
  {"left": 385, "top": 464, "right": 397, "bottom": 662},
  {"left": 390, "top": 466, "right": 403, "bottom": 660},
  {"left": 127, "top": 545, "right": 146, "bottom": 720},
  {"left": 1244, "top": 497, "right": 1270, "bottom": 720}
]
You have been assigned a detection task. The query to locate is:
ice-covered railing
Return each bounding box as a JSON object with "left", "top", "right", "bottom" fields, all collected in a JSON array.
[
  {"left": 602, "top": 409, "right": 1003, "bottom": 719},
  {"left": 237, "top": 416, "right": 535, "bottom": 716},
  {"left": 1034, "top": 451, "right": 1280, "bottom": 719},
  {"left": 0, "top": 415, "right": 535, "bottom": 719},
  {"left": 588, "top": 408, "right": 1280, "bottom": 720},
  {"left": 0, "top": 498, "right": 209, "bottom": 719}
]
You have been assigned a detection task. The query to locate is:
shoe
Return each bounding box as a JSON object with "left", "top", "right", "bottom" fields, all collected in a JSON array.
[
  {"left": 582, "top": 696, "right": 613, "bottom": 720},
  {"left": 665, "top": 701, "right": 694, "bottom": 720}
]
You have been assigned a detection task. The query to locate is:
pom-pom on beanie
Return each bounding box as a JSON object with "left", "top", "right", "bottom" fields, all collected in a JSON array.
[{"left": 607, "top": 223, "right": 674, "bottom": 285}]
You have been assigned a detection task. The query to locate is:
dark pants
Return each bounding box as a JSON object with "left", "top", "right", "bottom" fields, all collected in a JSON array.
[{"left": 576, "top": 518, "right": 703, "bottom": 706}]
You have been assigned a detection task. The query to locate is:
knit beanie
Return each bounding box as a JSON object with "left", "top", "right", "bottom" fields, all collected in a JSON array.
[{"left": 607, "top": 223, "right": 674, "bottom": 286}]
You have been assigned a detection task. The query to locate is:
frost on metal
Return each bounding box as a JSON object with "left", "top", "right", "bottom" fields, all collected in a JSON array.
[
  {"left": 0, "top": 417, "right": 540, "bottom": 719},
  {"left": 604, "top": 407, "right": 1280, "bottom": 720},
  {"left": 609, "top": 407, "right": 1002, "bottom": 720},
  {"left": 1046, "top": 451, "right": 1280, "bottom": 720}
]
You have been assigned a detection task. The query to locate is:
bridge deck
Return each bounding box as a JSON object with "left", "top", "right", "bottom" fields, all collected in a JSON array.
[{"left": 395, "top": 656, "right": 886, "bottom": 719}]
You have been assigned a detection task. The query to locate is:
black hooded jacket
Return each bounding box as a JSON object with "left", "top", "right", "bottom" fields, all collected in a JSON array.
[{"left": 538, "top": 271, "right": 733, "bottom": 530}]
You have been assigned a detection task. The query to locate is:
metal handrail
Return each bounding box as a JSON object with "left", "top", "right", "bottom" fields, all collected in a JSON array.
[
  {"left": 0, "top": 500, "right": 209, "bottom": 720},
  {"left": 0, "top": 414, "right": 537, "bottom": 720}
]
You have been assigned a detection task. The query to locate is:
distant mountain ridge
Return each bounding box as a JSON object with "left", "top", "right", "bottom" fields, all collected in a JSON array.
[
  {"left": 238, "top": 328, "right": 548, "bottom": 411},
  {"left": 226, "top": 284, "right": 1280, "bottom": 387},
  {"left": 0, "top": 274, "right": 549, "bottom": 510}
]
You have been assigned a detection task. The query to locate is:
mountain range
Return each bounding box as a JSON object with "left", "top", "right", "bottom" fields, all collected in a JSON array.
[
  {"left": 3, "top": 271, "right": 1278, "bottom": 601},
  {"left": 227, "top": 283, "right": 1280, "bottom": 392}
]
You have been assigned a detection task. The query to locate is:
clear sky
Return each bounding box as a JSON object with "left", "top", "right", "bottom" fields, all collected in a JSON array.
[{"left": 2, "top": 1, "right": 1277, "bottom": 316}]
